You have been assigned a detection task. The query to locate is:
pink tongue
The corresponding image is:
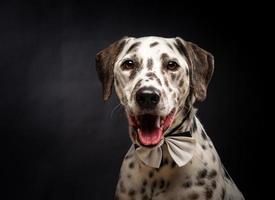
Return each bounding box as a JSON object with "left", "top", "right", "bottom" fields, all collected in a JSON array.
[{"left": 138, "top": 128, "right": 163, "bottom": 146}]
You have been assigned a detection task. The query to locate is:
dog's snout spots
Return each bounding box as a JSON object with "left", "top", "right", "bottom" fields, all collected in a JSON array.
[
  {"left": 147, "top": 58, "right": 153, "bottom": 70},
  {"left": 171, "top": 73, "right": 176, "bottom": 81},
  {"left": 164, "top": 77, "right": 169, "bottom": 87},
  {"left": 179, "top": 79, "right": 184, "bottom": 87},
  {"left": 129, "top": 65, "right": 141, "bottom": 80},
  {"left": 146, "top": 72, "right": 156, "bottom": 78},
  {"left": 146, "top": 72, "right": 162, "bottom": 86},
  {"left": 172, "top": 93, "right": 176, "bottom": 99}
]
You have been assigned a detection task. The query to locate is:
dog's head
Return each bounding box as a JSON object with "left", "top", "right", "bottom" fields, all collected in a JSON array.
[{"left": 96, "top": 36, "right": 214, "bottom": 147}]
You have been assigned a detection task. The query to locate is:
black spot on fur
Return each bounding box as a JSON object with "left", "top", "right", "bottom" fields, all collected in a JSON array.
[
  {"left": 146, "top": 72, "right": 157, "bottom": 78},
  {"left": 174, "top": 38, "right": 188, "bottom": 58},
  {"left": 165, "top": 181, "right": 170, "bottom": 190},
  {"left": 201, "top": 144, "right": 206, "bottom": 150},
  {"left": 172, "top": 93, "right": 176, "bottom": 99},
  {"left": 188, "top": 192, "right": 199, "bottom": 200},
  {"left": 140, "top": 187, "right": 146, "bottom": 194},
  {"left": 171, "top": 161, "right": 176, "bottom": 168},
  {"left": 198, "top": 169, "right": 208, "bottom": 179},
  {"left": 211, "top": 180, "right": 217, "bottom": 189},
  {"left": 128, "top": 189, "right": 136, "bottom": 196},
  {"left": 151, "top": 180, "right": 157, "bottom": 196},
  {"left": 164, "top": 77, "right": 169, "bottom": 87},
  {"left": 163, "top": 158, "right": 169, "bottom": 165},
  {"left": 156, "top": 77, "right": 162, "bottom": 86},
  {"left": 212, "top": 154, "right": 216, "bottom": 162},
  {"left": 126, "top": 42, "right": 141, "bottom": 54},
  {"left": 196, "top": 179, "right": 205, "bottom": 186},
  {"left": 152, "top": 180, "right": 157, "bottom": 188},
  {"left": 159, "top": 179, "right": 165, "bottom": 189},
  {"left": 142, "top": 179, "right": 148, "bottom": 186},
  {"left": 166, "top": 42, "right": 173, "bottom": 50},
  {"left": 149, "top": 171, "right": 154, "bottom": 178},
  {"left": 221, "top": 188, "right": 226, "bottom": 199},
  {"left": 129, "top": 162, "right": 134, "bottom": 169},
  {"left": 179, "top": 79, "right": 184, "bottom": 87},
  {"left": 127, "top": 174, "right": 132, "bottom": 178},
  {"left": 147, "top": 58, "right": 153, "bottom": 70},
  {"left": 183, "top": 180, "right": 193, "bottom": 188},
  {"left": 142, "top": 195, "right": 149, "bottom": 200},
  {"left": 205, "top": 186, "right": 213, "bottom": 199},
  {"left": 208, "top": 169, "right": 217, "bottom": 179},
  {"left": 171, "top": 73, "right": 176, "bottom": 80},
  {"left": 119, "top": 181, "right": 126, "bottom": 193},
  {"left": 129, "top": 65, "right": 141, "bottom": 80},
  {"left": 150, "top": 42, "right": 159, "bottom": 47},
  {"left": 160, "top": 53, "right": 169, "bottom": 62}
]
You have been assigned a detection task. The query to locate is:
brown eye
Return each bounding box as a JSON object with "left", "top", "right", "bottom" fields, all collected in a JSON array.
[
  {"left": 166, "top": 61, "right": 179, "bottom": 71},
  {"left": 121, "top": 59, "right": 135, "bottom": 70}
]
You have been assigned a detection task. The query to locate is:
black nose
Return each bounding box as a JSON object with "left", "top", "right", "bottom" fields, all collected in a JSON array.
[{"left": 135, "top": 87, "right": 160, "bottom": 109}]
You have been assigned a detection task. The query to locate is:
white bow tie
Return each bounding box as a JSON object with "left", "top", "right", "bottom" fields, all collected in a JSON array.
[{"left": 134, "top": 131, "right": 196, "bottom": 168}]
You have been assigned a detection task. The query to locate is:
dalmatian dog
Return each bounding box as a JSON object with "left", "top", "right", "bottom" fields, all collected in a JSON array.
[{"left": 95, "top": 36, "right": 244, "bottom": 200}]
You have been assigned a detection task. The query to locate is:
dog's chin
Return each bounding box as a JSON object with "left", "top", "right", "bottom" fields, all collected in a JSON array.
[{"left": 128, "top": 109, "right": 176, "bottom": 147}]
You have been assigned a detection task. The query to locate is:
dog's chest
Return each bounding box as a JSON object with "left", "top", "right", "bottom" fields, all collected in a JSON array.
[{"left": 116, "top": 142, "right": 225, "bottom": 200}]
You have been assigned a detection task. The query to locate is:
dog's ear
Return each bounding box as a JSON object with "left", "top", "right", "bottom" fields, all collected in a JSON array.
[
  {"left": 175, "top": 37, "right": 214, "bottom": 102},
  {"left": 95, "top": 37, "right": 128, "bottom": 101}
]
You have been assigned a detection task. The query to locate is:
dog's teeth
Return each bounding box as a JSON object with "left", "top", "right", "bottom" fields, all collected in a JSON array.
[{"left": 156, "top": 117, "right": 160, "bottom": 128}]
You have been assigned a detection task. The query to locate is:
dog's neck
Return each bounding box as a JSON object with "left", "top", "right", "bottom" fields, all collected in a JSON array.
[{"left": 166, "top": 106, "right": 197, "bottom": 135}]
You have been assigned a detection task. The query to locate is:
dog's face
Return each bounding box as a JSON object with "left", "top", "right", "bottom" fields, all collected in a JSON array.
[{"left": 96, "top": 36, "right": 214, "bottom": 147}]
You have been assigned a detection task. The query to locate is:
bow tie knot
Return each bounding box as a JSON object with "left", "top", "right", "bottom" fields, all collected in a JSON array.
[{"left": 134, "top": 131, "right": 196, "bottom": 168}]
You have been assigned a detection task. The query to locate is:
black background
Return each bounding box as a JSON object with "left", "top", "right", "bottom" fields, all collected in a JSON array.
[{"left": 1, "top": 0, "right": 266, "bottom": 199}]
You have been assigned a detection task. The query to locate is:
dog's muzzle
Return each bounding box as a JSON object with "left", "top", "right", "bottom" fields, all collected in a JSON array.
[{"left": 127, "top": 86, "right": 175, "bottom": 147}]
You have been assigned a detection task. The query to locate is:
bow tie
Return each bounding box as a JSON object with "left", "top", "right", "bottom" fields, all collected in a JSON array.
[{"left": 134, "top": 131, "right": 196, "bottom": 168}]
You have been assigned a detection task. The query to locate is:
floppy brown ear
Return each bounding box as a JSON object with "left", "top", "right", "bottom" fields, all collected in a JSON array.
[
  {"left": 95, "top": 37, "right": 128, "bottom": 101},
  {"left": 175, "top": 37, "right": 214, "bottom": 102}
]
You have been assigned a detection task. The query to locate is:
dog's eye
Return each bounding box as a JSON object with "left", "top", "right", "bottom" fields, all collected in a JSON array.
[
  {"left": 166, "top": 61, "right": 180, "bottom": 71},
  {"left": 121, "top": 60, "right": 135, "bottom": 70}
]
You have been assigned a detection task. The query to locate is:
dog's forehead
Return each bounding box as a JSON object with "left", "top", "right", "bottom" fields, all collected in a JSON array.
[{"left": 126, "top": 36, "right": 174, "bottom": 56}]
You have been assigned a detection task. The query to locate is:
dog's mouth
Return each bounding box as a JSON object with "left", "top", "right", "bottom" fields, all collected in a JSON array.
[{"left": 128, "top": 109, "right": 176, "bottom": 147}]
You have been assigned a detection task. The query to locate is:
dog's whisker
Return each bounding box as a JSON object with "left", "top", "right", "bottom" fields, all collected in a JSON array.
[{"left": 110, "top": 103, "right": 123, "bottom": 119}]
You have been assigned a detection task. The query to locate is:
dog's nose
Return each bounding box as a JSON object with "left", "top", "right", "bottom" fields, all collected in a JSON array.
[{"left": 135, "top": 87, "right": 160, "bottom": 109}]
